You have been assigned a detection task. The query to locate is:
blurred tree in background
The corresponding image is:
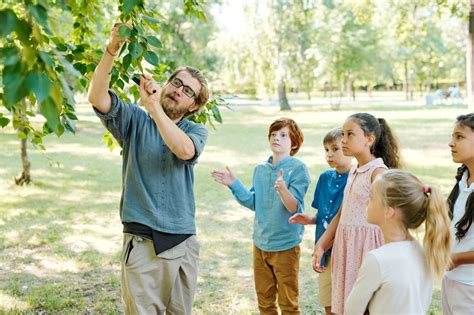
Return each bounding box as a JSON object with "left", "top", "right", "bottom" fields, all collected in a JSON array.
[
  {"left": 0, "top": 0, "right": 468, "bottom": 184},
  {"left": 211, "top": 0, "right": 467, "bottom": 105}
]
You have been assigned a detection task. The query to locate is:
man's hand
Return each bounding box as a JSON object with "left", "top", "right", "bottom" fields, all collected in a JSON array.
[
  {"left": 107, "top": 23, "right": 131, "bottom": 55},
  {"left": 211, "top": 166, "right": 237, "bottom": 186},
  {"left": 139, "top": 74, "right": 163, "bottom": 114}
]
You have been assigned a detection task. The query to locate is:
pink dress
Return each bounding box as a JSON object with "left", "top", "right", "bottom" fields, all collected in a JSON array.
[{"left": 331, "top": 158, "right": 386, "bottom": 314}]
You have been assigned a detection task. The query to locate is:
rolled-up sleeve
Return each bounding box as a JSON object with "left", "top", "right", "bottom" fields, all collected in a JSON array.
[
  {"left": 184, "top": 123, "right": 208, "bottom": 164},
  {"left": 93, "top": 90, "right": 137, "bottom": 146}
]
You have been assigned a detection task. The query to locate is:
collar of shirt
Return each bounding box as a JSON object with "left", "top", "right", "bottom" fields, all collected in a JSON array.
[
  {"left": 459, "top": 170, "right": 474, "bottom": 192},
  {"left": 351, "top": 157, "right": 384, "bottom": 174},
  {"left": 266, "top": 155, "right": 292, "bottom": 169}
]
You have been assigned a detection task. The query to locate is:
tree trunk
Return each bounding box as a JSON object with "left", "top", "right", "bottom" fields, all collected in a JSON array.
[
  {"left": 351, "top": 80, "right": 356, "bottom": 101},
  {"left": 15, "top": 136, "right": 31, "bottom": 185},
  {"left": 278, "top": 81, "right": 291, "bottom": 111},
  {"left": 467, "top": 2, "right": 474, "bottom": 110},
  {"left": 404, "top": 61, "right": 409, "bottom": 100}
]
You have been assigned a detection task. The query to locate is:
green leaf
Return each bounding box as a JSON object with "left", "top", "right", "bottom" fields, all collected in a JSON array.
[
  {"left": 146, "top": 36, "right": 162, "bottom": 48},
  {"left": 65, "top": 112, "right": 78, "bottom": 120},
  {"left": 0, "top": 114, "right": 10, "bottom": 128},
  {"left": 211, "top": 105, "right": 223, "bottom": 123},
  {"left": 116, "top": 79, "right": 125, "bottom": 90},
  {"left": 18, "top": 131, "right": 27, "bottom": 139},
  {"left": 27, "top": 4, "right": 52, "bottom": 34},
  {"left": 73, "top": 62, "right": 87, "bottom": 75},
  {"left": 119, "top": 25, "right": 131, "bottom": 40},
  {"left": 38, "top": 51, "right": 53, "bottom": 68},
  {"left": 123, "top": 0, "right": 142, "bottom": 15},
  {"left": 3, "top": 65, "right": 27, "bottom": 110},
  {"left": 128, "top": 41, "right": 143, "bottom": 60},
  {"left": 25, "top": 72, "right": 52, "bottom": 103},
  {"left": 62, "top": 115, "right": 76, "bottom": 134},
  {"left": 0, "top": 46, "right": 20, "bottom": 65},
  {"left": 194, "top": 10, "right": 207, "bottom": 22},
  {"left": 0, "top": 9, "right": 19, "bottom": 37},
  {"left": 40, "top": 97, "right": 61, "bottom": 135},
  {"left": 135, "top": 23, "right": 145, "bottom": 35},
  {"left": 102, "top": 131, "right": 120, "bottom": 151},
  {"left": 15, "top": 19, "right": 32, "bottom": 45},
  {"left": 144, "top": 51, "right": 159, "bottom": 66},
  {"left": 123, "top": 53, "right": 132, "bottom": 71},
  {"left": 142, "top": 15, "right": 160, "bottom": 24}
]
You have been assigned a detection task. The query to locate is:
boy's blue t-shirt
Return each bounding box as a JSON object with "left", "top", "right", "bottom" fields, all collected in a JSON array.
[
  {"left": 312, "top": 169, "right": 349, "bottom": 267},
  {"left": 229, "top": 156, "right": 311, "bottom": 252}
]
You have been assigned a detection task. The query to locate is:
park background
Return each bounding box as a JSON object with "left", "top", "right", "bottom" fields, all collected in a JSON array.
[{"left": 1, "top": 0, "right": 473, "bottom": 314}]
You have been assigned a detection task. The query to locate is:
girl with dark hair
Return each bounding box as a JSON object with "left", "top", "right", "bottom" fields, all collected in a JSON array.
[
  {"left": 444, "top": 113, "right": 474, "bottom": 314},
  {"left": 313, "top": 113, "right": 401, "bottom": 314}
]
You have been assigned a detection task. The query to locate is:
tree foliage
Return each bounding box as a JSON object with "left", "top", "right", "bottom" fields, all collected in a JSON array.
[{"left": 0, "top": 0, "right": 222, "bottom": 183}]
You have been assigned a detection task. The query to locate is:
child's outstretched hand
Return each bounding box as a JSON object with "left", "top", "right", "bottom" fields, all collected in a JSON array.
[
  {"left": 312, "top": 244, "right": 326, "bottom": 273},
  {"left": 274, "top": 169, "right": 287, "bottom": 193},
  {"left": 211, "top": 166, "right": 237, "bottom": 186},
  {"left": 288, "top": 213, "right": 314, "bottom": 225}
]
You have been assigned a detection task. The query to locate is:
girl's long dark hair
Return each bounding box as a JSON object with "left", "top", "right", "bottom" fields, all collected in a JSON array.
[
  {"left": 447, "top": 165, "right": 474, "bottom": 240},
  {"left": 349, "top": 113, "right": 401, "bottom": 168},
  {"left": 447, "top": 113, "right": 474, "bottom": 240}
]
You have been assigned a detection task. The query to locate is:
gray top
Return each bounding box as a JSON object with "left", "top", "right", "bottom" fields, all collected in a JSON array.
[{"left": 94, "top": 91, "right": 208, "bottom": 234}]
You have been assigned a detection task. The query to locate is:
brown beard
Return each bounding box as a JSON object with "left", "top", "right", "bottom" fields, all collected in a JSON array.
[{"left": 160, "top": 94, "right": 189, "bottom": 120}]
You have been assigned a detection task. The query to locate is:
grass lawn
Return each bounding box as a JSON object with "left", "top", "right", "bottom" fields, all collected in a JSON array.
[{"left": 0, "top": 101, "right": 467, "bottom": 314}]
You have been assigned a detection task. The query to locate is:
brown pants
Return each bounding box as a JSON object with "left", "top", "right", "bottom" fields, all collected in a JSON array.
[{"left": 253, "top": 245, "right": 301, "bottom": 315}]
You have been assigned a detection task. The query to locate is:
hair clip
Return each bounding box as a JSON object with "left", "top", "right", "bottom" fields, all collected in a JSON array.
[{"left": 423, "top": 184, "right": 431, "bottom": 196}]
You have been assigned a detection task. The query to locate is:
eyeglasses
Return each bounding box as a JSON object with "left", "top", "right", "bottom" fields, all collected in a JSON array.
[{"left": 168, "top": 77, "right": 197, "bottom": 98}]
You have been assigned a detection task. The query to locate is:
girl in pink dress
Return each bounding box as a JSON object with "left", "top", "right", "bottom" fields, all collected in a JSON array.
[{"left": 312, "top": 113, "right": 401, "bottom": 314}]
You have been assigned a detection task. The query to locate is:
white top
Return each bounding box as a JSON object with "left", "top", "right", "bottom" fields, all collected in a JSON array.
[
  {"left": 345, "top": 240, "right": 433, "bottom": 315},
  {"left": 445, "top": 170, "right": 474, "bottom": 285}
]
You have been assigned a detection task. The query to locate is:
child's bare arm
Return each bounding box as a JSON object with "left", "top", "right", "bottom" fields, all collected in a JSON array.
[
  {"left": 449, "top": 251, "right": 474, "bottom": 270},
  {"left": 312, "top": 206, "right": 342, "bottom": 272}
]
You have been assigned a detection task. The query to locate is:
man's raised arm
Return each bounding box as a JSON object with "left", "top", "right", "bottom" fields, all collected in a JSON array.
[{"left": 87, "top": 24, "right": 129, "bottom": 113}]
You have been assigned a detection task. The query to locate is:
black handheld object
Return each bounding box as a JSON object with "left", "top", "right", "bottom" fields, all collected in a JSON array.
[
  {"left": 131, "top": 73, "right": 157, "bottom": 94},
  {"left": 131, "top": 73, "right": 141, "bottom": 86}
]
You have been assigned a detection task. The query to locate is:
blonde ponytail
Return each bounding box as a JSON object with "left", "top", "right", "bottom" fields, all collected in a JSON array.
[{"left": 423, "top": 186, "right": 452, "bottom": 279}]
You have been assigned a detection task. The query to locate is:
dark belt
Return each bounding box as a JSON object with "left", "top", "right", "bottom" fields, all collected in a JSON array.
[{"left": 123, "top": 222, "right": 193, "bottom": 255}]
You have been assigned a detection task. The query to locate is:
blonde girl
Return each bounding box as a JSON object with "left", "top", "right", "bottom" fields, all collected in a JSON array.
[
  {"left": 345, "top": 170, "right": 451, "bottom": 314},
  {"left": 313, "top": 112, "right": 401, "bottom": 314}
]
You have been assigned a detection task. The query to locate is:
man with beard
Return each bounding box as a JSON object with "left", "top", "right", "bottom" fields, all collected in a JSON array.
[{"left": 87, "top": 24, "right": 209, "bottom": 314}]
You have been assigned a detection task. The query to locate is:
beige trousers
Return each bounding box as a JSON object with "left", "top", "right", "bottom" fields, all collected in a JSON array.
[{"left": 121, "top": 234, "right": 199, "bottom": 315}]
